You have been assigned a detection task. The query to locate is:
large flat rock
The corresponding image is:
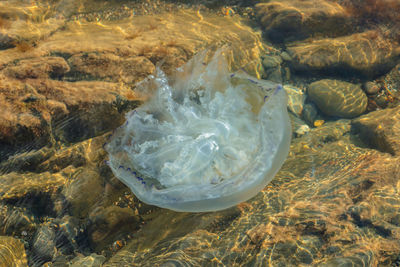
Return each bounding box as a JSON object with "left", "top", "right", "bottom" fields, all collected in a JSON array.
[
  {"left": 255, "top": 0, "right": 352, "bottom": 43},
  {"left": 287, "top": 31, "right": 400, "bottom": 79}
]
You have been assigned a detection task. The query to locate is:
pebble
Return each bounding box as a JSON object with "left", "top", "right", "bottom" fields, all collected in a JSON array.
[
  {"left": 295, "top": 124, "right": 310, "bottom": 137},
  {"left": 302, "top": 103, "right": 318, "bottom": 125},
  {"left": 363, "top": 81, "right": 380, "bottom": 94},
  {"left": 284, "top": 85, "right": 306, "bottom": 117}
]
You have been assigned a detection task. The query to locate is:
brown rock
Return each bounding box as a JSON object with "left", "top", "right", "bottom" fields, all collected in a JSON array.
[
  {"left": 287, "top": 31, "right": 400, "bottom": 78},
  {"left": 352, "top": 106, "right": 400, "bottom": 156},
  {"left": 0, "top": 9, "right": 267, "bottom": 161},
  {"left": 63, "top": 168, "right": 104, "bottom": 219},
  {"left": 68, "top": 53, "right": 155, "bottom": 84},
  {"left": 0, "top": 75, "right": 141, "bottom": 160},
  {"left": 88, "top": 206, "right": 140, "bottom": 251},
  {"left": 255, "top": 0, "right": 352, "bottom": 43},
  {"left": 3, "top": 56, "right": 70, "bottom": 79},
  {"left": 0, "top": 171, "right": 67, "bottom": 200},
  {"left": 308, "top": 79, "right": 368, "bottom": 118}
]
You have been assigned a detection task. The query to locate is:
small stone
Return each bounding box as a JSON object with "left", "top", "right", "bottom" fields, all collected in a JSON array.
[
  {"left": 314, "top": 120, "right": 325, "bottom": 127},
  {"left": 284, "top": 84, "right": 306, "bottom": 116},
  {"left": 308, "top": 79, "right": 367, "bottom": 118},
  {"left": 363, "top": 81, "right": 380, "bottom": 94},
  {"left": 302, "top": 103, "right": 318, "bottom": 125},
  {"left": 283, "top": 67, "right": 291, "bottom": 81},
  {"left": 264, "top": 66, "right": 283, "bottom": 83},
  {"left": 295, "top": 124, "right": 310, "bottom": 137},
  {"left": 262, "top": 55, "right": 282, "bottom": 69},
  {"left": 280, "top": 51, "right": 292, "bottom": 61}
]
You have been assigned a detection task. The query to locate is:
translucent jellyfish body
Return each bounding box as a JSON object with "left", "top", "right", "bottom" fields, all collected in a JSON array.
[{"left": 105, "top": 50, "right": 291, "bottom": 212}]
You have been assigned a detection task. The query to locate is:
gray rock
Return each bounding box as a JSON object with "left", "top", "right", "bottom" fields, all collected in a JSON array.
[
  {"left": 302, "top": 103, "right": 318, "bottom": 125},
  {"left": 262, "top": 55, "right": 282, "bottom": 69},
  {"left": 32, "top": 225, "right": 56, "bottom": 263},
  {"left": 264, "top": 67, "right": 283, "bottom": 83},
  {"left": 280, "top": 51, "right": 292, "bottom": 62},
  {"left": 283, "top": 84, "right": 306, "bottom": 116},
  {"left": 308, "top": 79, "right": 367, "bottom": 118}
]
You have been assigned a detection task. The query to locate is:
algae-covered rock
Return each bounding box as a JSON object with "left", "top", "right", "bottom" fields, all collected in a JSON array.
[
  {"left": 67, "top": 53, "right": 155, "bottom": 84},
  {"left": 3, "top": 57, "right": 70, "bottom": 79},
  {"left": 308, "top": 79, "right": 367, "bottom": 118}
]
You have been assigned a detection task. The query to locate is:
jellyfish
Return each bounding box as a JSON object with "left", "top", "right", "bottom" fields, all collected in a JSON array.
[{"left": 105, "top": 49, "right": 291, "bottom": 212}]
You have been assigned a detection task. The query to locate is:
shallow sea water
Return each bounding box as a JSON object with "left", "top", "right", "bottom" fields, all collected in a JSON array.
[{"left": 0, "top": 0, "right": 400, "bottom": 266}]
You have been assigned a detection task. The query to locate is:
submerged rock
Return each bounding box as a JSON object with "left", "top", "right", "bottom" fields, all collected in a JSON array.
[
  {"left": 255, "top": 0, "right": 351, "bottom": 43},
  {"left": 0, "top": 236, "right": 27, "bottom": 267},
  {"left": 3, "top": 56, "right": 70, "bottom": 79},
  {"left": 287, "top": 31, "right": 400, "bottom": 78},
  {"left": 67, "top": 53, "right": 155, "bottom": 84},
  {"left": 363, "top": 81, "right": 380, "bottom": 95},
  {"left": 308, "top": 79, "right": 367, "bottom": 118},
  {"left": 0, "top": 9, "right": 267, "bottom": 162},
  {"left": 284, "top": 84, "right": 306, "bottom": 116},
  {"left": 352, "top": 106, "right": 400, "bottom": 156},
  {"left": 70, "top": 253, "right": 106, "bottom": 267}
]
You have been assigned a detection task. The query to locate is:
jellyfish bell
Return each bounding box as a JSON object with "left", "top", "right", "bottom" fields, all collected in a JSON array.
[{"left": 105, "top": 49, "right": 291, "bottom": 212}]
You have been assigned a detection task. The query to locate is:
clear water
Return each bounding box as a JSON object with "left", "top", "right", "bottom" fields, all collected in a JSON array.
[{"left": 0, "top": 0, "right": 399, "bottom": 266}]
